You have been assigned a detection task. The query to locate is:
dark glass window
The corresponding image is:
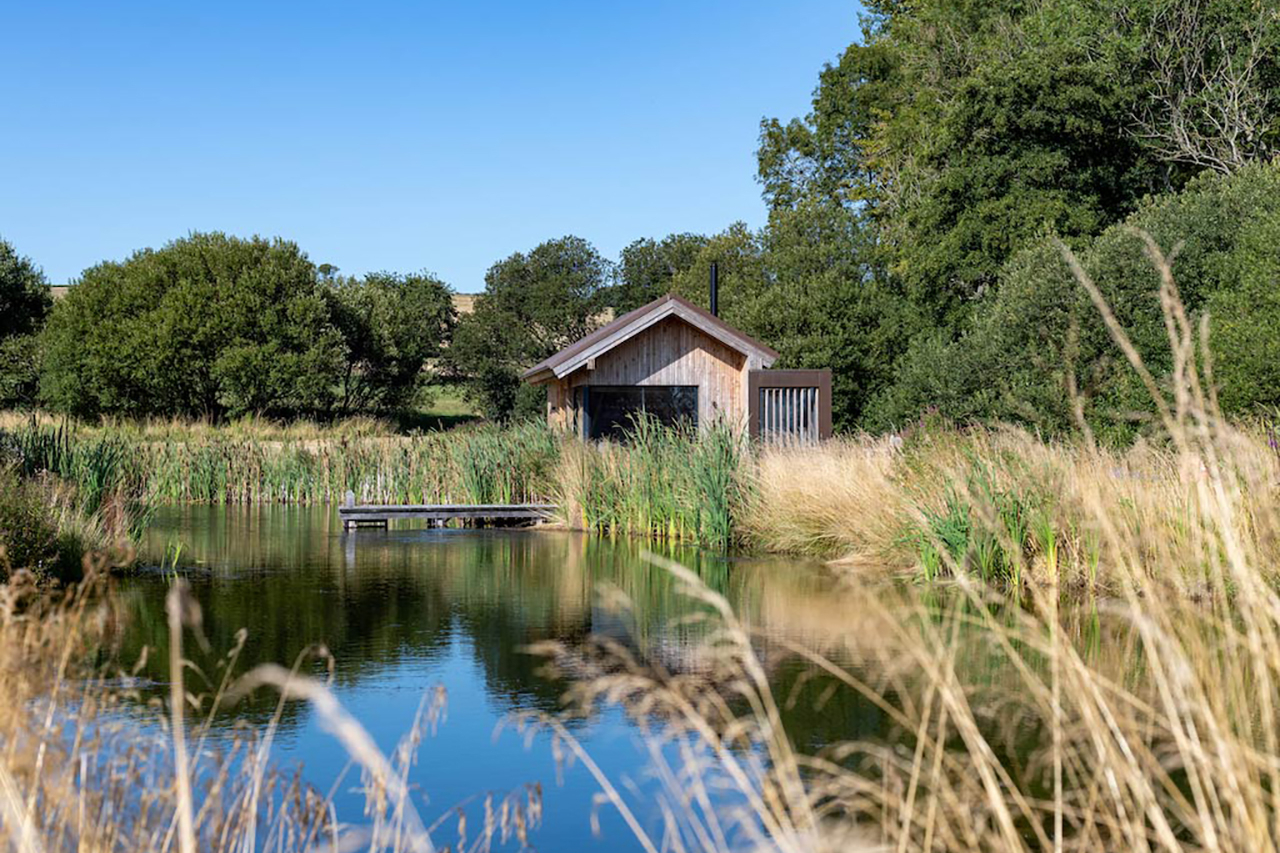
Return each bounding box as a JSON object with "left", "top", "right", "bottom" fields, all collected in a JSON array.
[{"left": 582, "top": 386, "right": 698, "bottom": 441}]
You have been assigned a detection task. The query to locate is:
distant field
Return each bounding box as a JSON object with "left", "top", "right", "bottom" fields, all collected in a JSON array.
[
  {"left": 0, "top": 384, "right": 482, "bottom": 440},
  {"left": 424, "top": 385, "right": 476, "bottom": 418}
]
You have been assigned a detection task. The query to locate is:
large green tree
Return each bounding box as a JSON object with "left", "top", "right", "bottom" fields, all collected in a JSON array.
[
  {"left": 668, "top": 222, "right": 770, "bottom": 326},
  {"left": 611, "top": 233, "right": 708, "bottom": 313},
  {"left": 0, "top": 239, "right": 53, "bottom": 407},
  {"left": 761, "top": 0, "right": 1171, "bottom": 322},
  {"left": 325, "top": 271, "right": 456, "bottom": 415},
  {"left": 40, "top": 233, "right": 344, "bottom": 419},
  {"left": 448, "top": 236, "right": 610, "bottom": 420},
  {"left": 739, "top": 201, "right": 916, "bottom": 431}
]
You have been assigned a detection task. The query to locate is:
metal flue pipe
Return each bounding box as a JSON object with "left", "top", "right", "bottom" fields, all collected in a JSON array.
[{"left": 710, "top": 261, "right": 719, "bottom": 317}]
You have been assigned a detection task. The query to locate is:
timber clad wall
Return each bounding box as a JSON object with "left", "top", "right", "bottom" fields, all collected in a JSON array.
[{"left": 547, "top": 316, "right": 759, "bottom": 432}]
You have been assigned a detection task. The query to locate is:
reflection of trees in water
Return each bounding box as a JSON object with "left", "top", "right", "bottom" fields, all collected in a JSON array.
[
  {"left": 123, "top": 507, "right": 1144, "bottom": 779},
  {"left": 122, "top": 508, "right": 834, "bottom": 733}
]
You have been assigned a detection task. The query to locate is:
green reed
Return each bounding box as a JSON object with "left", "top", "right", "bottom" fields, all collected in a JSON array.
[
  {"left": 4, "top": 417, "right": 751, "bottom": 549},
  {"left": 9, "top": 422, "right": 140, "bottom": 514},
  {"left": 560, "top": 417, "right": 747, "bottom": 549},
  {"left": 3, "top": 421, "right": 562, "bottom": 508}
]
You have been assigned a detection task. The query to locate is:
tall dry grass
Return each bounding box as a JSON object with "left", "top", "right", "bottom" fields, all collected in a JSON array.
[
  {"left": 519, "top": 230, "right": 1280, "bottom": 851},
  {"left": 742, "top": 415, "right": 1280, "bottom": 595},
  {"left": 0, "top": 567, "right": 540, "bottom": 852}
]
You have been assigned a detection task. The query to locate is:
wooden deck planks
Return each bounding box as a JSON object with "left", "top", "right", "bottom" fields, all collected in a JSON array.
[{"left": 338, "top": 502, "right": 557, "bottom": 530}]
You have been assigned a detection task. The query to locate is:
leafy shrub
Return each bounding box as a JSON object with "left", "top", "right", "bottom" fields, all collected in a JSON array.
[
  {"left": 0, "top": 334, "right": 42, "bottom": 408},
  {"left": 0, "top": 471, "right": 77, "bottom": 579},
  {"left": 1205, "top": 210, "right": 1280, "bottom": 415}
]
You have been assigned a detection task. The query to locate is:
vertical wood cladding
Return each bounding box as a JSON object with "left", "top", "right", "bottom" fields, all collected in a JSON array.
[{"left": 546, "top": 316, "right": 748, "bottom": 433}]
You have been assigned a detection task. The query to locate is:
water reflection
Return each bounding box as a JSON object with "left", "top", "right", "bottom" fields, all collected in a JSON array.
[
  {"left": 125, "top": 507, "right": 840, "bottom": 718},
  {"left": 117, "top": 507, "right": 882, "bottom": 849},
  {"left": 117, "top": 506, "right": 1135, "bottom": 851}
]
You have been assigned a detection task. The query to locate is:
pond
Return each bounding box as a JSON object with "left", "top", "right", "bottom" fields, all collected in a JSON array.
[
  {"left": 117, "top": 506, "right": 911, "bottom": 850},
  {"left": 115, "top": 506, "right": 1130, "bottom": 850}
]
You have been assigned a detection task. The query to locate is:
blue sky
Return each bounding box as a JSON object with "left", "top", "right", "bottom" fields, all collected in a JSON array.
[{"left": 1, "top": 1, "right": 859, "bottom": 291}]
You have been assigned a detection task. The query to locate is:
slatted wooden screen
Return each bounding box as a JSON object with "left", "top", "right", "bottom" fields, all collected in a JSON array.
[{"left": 748, "top": 369, "right": 832, "bottom": 445}]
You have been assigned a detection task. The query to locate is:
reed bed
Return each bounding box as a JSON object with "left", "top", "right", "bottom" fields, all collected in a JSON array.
[
  {"left": 0, "top": 411, "right": 402, "bottom": 442},
  {"left": 5, "top": 414, "right": 749, "bottom": 548},
  {"left": 554, "top": 417, "right": 746, "bottom": 550},
  {"left": 7, "top": 420, "right": 562, "bottom": 507}
]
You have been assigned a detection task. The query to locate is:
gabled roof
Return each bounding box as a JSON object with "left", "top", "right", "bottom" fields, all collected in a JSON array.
[{"left": 522, "top": 293, "right": 779, "bottom": 384}]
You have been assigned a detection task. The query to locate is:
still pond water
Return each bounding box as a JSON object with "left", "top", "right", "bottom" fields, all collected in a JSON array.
[{"left": 117, "top": 506, "right": 1094, "bottom": 850}]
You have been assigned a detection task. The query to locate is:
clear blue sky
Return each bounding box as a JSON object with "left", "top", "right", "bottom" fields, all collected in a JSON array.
[{"left": 1, "top": 1, "right": 859, "bottom": 291}]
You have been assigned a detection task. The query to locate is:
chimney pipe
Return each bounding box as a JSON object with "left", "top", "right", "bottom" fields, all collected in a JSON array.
[{"left": 709, "top": 261, "right": 719, "bottom": 317}]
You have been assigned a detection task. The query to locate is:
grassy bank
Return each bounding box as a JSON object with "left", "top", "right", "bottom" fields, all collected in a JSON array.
[
  {"left": 739, "top": 423, "right": 1280, "bottom": 595},
  {"left": 0, "top": 425, "right": 142, "bottom": 580},
  {"left": 0, "top": 468, "right": 136, "bottom": 580},
  {"left": 7, "top": 410, "right": 1279, "bottom": 595}
]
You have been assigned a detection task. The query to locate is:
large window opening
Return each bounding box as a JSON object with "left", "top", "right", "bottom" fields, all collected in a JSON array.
[{"left": 578, "top": 385, "right": 698, "bottom": 441}]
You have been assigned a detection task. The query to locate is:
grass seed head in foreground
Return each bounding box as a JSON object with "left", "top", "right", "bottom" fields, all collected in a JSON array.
[{"left": 0, "top": 567, "right": 540, "bottom": 852}]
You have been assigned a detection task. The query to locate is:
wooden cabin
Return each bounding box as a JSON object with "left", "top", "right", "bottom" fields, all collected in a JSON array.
[{"left": 522, "top": 293, "right": 832, "bottom": 443}]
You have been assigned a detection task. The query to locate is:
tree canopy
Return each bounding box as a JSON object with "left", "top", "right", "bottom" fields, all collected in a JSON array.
[
  {"left": 41, "top": 233, "right": 343, "bottom": 418},
  {"left": 745, "top": 0, "right": 1280, "bottom": 435},
  {"left": 448, "top": 236, "right": 610, "bottom": 420},
  {"left": 0, "top": 239, "right": 53, "bottom": 408},
  {"left": 325, "top": 270, "right": 455, "bottom": 415}
]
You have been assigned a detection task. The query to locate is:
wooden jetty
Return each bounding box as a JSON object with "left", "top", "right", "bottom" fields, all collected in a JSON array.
[{"left": 339, "top": 493, "right": 556, "bottom": 531}]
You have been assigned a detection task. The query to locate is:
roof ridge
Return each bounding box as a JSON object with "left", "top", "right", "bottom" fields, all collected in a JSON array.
[{"left": 522, "top": 291, "right": 779, "bottom": 383}]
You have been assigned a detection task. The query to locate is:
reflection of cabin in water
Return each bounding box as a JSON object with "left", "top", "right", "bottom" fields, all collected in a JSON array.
[{"left": 522, "top": 292, "right": 831, "bottom": 443}]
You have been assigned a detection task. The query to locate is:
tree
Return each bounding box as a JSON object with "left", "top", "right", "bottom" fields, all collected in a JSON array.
[
  {"left": 325, "top": 271, "right": 456, "bottom": 414},
  {"left": 738, "top": 200, "right": 916, "bottom": 431},
  {"left": 864, "top": 164, "right": 1280, "bottom": 438},
  {"left": 754, "top": 0, "right": 1280, "bottom": 435},
  {"left": 0, "top": 239, "right": 52, "bottom": 339},
  {"left": 0, "top": 239, "right": 53, "bottom": 407},
  {"left": 668, "top": 222, "right": 769, "bottom": 326},
  {"left": 1206, "top": 208, "right": 1280, "bottom": 415},
  {"left": 40, "top": 232, "right": 344, "bottom": 419},
  {"left": 1130, "top": 0, "right": 1280, "bottom": 174},
  {"left": 611, "top": 233, "right": 707, "bottom": 313},
  {"left": 448, "top": 236, "right": 609, "bottom": 420}
]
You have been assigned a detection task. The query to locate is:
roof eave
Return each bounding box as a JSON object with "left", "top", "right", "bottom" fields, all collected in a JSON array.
[{"left": 522, "top": 366, "right": 556, "bottom": 384}]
